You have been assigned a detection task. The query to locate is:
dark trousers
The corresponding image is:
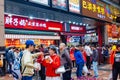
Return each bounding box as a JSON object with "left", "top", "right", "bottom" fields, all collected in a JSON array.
[
  {"left": 39, "top": 65, "right": 46, "bottom": 80},
  {"left": 22, "top": 76, "right": 32, "bottom": 80},
  {"left": 86, "top": 56, "right": 91, "bottom": 69},
  {"left": 76, "top": 63, "right": 84, "bottom": 77},
  {"left": 72, "top": 60, "right": 76, "bottom": 68},
  {"left": 112, "top": 63, "right": 120, "bottom": 80},
  {"left": 8, "top": 63, "right": 12, "bottom": 74},
  {"left": 62, "top": 70, "right": 71, "bottom": 80}
]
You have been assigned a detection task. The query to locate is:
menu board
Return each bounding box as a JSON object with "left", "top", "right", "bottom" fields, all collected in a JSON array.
[
  {"left": 69, "top": 0, "right": 80, "bottom": 13},
  {"left": 52, "top": 0, "right": 67, "bottom": 11},
  {"left": 29, "top": 0, "right": 49, "bottom": 6}
]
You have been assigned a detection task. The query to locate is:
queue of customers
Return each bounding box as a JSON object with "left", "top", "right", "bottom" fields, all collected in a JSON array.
[{"left": 2, "top": 40, "right": 116, "bottom": 80}]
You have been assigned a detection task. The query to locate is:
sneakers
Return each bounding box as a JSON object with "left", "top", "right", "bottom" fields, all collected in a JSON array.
[
  {"left": 87, "top": 73, "right": 92, "bottom": 76},
  {"left": 93, "top": 76, "right": 99, "bottom": 78}
]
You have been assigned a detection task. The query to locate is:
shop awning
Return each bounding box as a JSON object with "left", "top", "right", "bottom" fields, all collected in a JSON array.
[
  {"left": 5, "top": 29, "right": 58, "bottom": 36},
  {"left": 61, "top": 32, "right": 85, "bottom": 36},
  {"left": 5, "top": 34, "right": 60, "bottom": 40}
]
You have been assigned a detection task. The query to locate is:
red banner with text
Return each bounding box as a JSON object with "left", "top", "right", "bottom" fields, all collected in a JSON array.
[{"left": 5, "top": 14, "right": 63, "bottom": 32}]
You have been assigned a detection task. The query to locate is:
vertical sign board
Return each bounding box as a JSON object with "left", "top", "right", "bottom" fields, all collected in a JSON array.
[
  {"left": 69, "top": 0, "right": 80, "bottom": 13},
  {"left": 0, "top": 0, "right": 5, "bottom": 48},
  {"left": 52, "top": 0, "right": 67, "bottom": 11}
]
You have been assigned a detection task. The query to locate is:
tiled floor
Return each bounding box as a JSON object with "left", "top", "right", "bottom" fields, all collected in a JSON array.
[{"left": 0, "top": 64, "right": 119, "bottom": 80}]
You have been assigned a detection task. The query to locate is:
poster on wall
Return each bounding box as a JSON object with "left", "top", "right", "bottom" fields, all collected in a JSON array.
[
  {"left": 52, "top": 0, "right": 67, "bottom": 11},
  {"left": 29, "top": 0, "right": 49, "bottom": 6},
  {"left": 69, "top": 0, "right": 80, "bottom": 13},
  {"left": 67, "top": 36, "right": 80, "bottom": 46}
]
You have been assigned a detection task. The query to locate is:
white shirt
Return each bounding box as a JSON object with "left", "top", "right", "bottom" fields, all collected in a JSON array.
[{"left": 84, "top": 45, "right": 93, "bottom": 56}]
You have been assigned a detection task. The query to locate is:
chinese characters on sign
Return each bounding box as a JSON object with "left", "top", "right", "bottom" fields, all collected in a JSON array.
[
  {"left": 82, "top": 0, "right": 112, "bottom": 22},
  {"left": 5, "top": 14, "right": 63, "bottom": 31}
]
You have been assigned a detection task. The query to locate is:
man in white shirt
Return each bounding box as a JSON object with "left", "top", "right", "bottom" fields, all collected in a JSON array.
[{"left": 84, "top": 44, "right": 92, "bottom": 70}]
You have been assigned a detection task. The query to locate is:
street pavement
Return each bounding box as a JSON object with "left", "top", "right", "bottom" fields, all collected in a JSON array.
[{"left": 0, "top": 64, "right": 118, "bottom": 80}]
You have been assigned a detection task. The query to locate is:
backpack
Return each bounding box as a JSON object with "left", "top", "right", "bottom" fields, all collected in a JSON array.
[{"left": 13, "top": 58, "right": 20, "bottom": 70}]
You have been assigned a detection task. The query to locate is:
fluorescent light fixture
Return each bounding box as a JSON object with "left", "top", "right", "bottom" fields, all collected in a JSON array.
[
  {"left": 69, "top": 21, "right": 72, "bottom": 23},
  {"left": 76, "top": 23, "right": 78, "bottom": 25},
  {"left": 83, "top": 24, "right": 86, "bottom": 26},
  {"left": 8, "top": 14, "right": 12, "bottom": 17},
  {"left": 45, "top": 19, "right": 49, "bottom": 22},
  {"left": 60, "top": 21, "right": 63, "bottom": 23},
  {"left": 73, "top": 22, "right": 75, "bottom": 24},
  {"left": 29, "top": 16, "right": 33, "bottom": 19},
  {"left": 80, "top": 23, "right": 82, "bottom": 25}
]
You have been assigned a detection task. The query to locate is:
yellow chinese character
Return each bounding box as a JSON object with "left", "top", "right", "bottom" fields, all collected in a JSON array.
[
  {"left": 83, "top": 0, "right": 87, "bottom": 9},
  {"left": 97, "top": 6, "right": 101, "bottom": 14},
  {"left": 92, "top": 4, "right": 96, "bottom": 12},
  {"left": 101, "top": 7, "right": 105, "bottom": 15},
  {"left": 87, "top": 2, "right": 92, "bottom": 10}
]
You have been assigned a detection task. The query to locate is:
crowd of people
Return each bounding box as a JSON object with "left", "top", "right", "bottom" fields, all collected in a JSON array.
[{"left": 0, "top": 40, "right": 120, "bottom": 80}]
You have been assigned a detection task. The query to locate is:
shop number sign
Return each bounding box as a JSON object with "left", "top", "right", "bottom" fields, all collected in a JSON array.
[{"left": 5, "top": 14, "right": 63, "bottom": 31}]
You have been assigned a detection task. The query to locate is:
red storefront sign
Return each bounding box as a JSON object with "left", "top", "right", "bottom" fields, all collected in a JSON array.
[
  {"left": 4, "top": 14, "right": 63, "bottom": 31},
  {"left": 70, "top": 25, "right": 86, "bottom": 33}
]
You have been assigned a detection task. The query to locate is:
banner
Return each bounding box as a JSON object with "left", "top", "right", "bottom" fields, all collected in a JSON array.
[
  {"left": 29, "top": 0, "right": 49, "bottom": 6},
  {"left": 52, "top": 0, "right": 67, "bottom": 10},
  {"left": 69, "top": 0, "right": 80, "bottom": 13},
  {"left": 5, "top": 14, "right": 63, "bottom": 31}
]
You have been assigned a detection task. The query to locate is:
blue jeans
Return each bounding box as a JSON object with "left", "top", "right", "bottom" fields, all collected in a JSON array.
[
  {"left": 76, "top": 62, "right": 84, "bottom": 77},
  {"left": 22, "top": 76, "right": 32, "bottom": 80},
  {"left": 93, "top": 61, "right": 98, "bottom": 77}
]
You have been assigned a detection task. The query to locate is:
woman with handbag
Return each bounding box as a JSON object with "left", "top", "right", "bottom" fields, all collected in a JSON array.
[{"left": 38, "top": 45, "right": 61, "bottom": 80}]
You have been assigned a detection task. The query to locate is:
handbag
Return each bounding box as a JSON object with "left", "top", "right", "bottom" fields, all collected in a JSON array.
[
  {"left": 83, "top": 65, "right": 89, "bottom": 73},
  {"left": 55, "top": 65, "right": 66, "bottom": 74},
  {"left": 0, "top": 60, "right": 3, "bottom": 67},
  {"left": 0, "top": 55, "right": 3, "bottom": 67},
  {"left": 54, "top": 56, "right": 66, "bottom": 74}
]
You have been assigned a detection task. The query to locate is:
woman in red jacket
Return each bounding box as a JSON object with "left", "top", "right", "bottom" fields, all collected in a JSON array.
[{"left": 37, "top": 45, "right": 61, "bottom": 80}]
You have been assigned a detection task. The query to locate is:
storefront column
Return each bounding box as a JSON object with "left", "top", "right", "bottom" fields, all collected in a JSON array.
[
  {"left": 0, "top": 0, "right": 5, "bottom": 48},
  {"left": 104, "top": 25, "right": 108, "bottom": 45},
  {"left": 97, "top": 26, "right": 102, "bottom": 46}
]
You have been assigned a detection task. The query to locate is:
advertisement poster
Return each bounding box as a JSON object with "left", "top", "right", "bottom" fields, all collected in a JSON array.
[
  {"left": 69, "top": 0, "right": 80, "bottom": 13},
  {"left": 29, "top": 0, "right": 49, "bottom": 6},
  {"left": 52, "top": 0, "right": 67, "bottom": 10}
]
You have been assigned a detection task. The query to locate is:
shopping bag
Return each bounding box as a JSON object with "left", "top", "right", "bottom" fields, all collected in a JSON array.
[
  {"left": 55, "top": 66, "right": 66, "bottom": 74},
  {"left": 34, "top": 62, "right": 41, "bottom": 71},
  {"left": 83, "top": 65, "right": 89, "bottom": 73}
]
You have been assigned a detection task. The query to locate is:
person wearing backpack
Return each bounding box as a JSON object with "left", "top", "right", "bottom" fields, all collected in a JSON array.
[
  {"left": 21, "top": 40, "right": 43, "bottom": 80},
  {"left": 12, "top": 48, "right": 21, "bottom": 80}
]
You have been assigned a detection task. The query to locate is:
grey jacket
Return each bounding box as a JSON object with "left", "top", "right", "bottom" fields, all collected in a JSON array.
[
  {"left": 92, "top": 49, "right": 98, "bottom": 62},
  {"left": 60, "top": 48, "right": 72, "bottom": 69}
]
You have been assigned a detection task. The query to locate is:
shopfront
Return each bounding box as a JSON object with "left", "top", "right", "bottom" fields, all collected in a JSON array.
[
  {"left": 61, "top": 23, "right": 86, "bottom": 46},
  {"left": 4, "top": 14, "right": 63, "bottom": 48},
  {"left": 106, "top": 23, "right": 120, "bottom": 44}
]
